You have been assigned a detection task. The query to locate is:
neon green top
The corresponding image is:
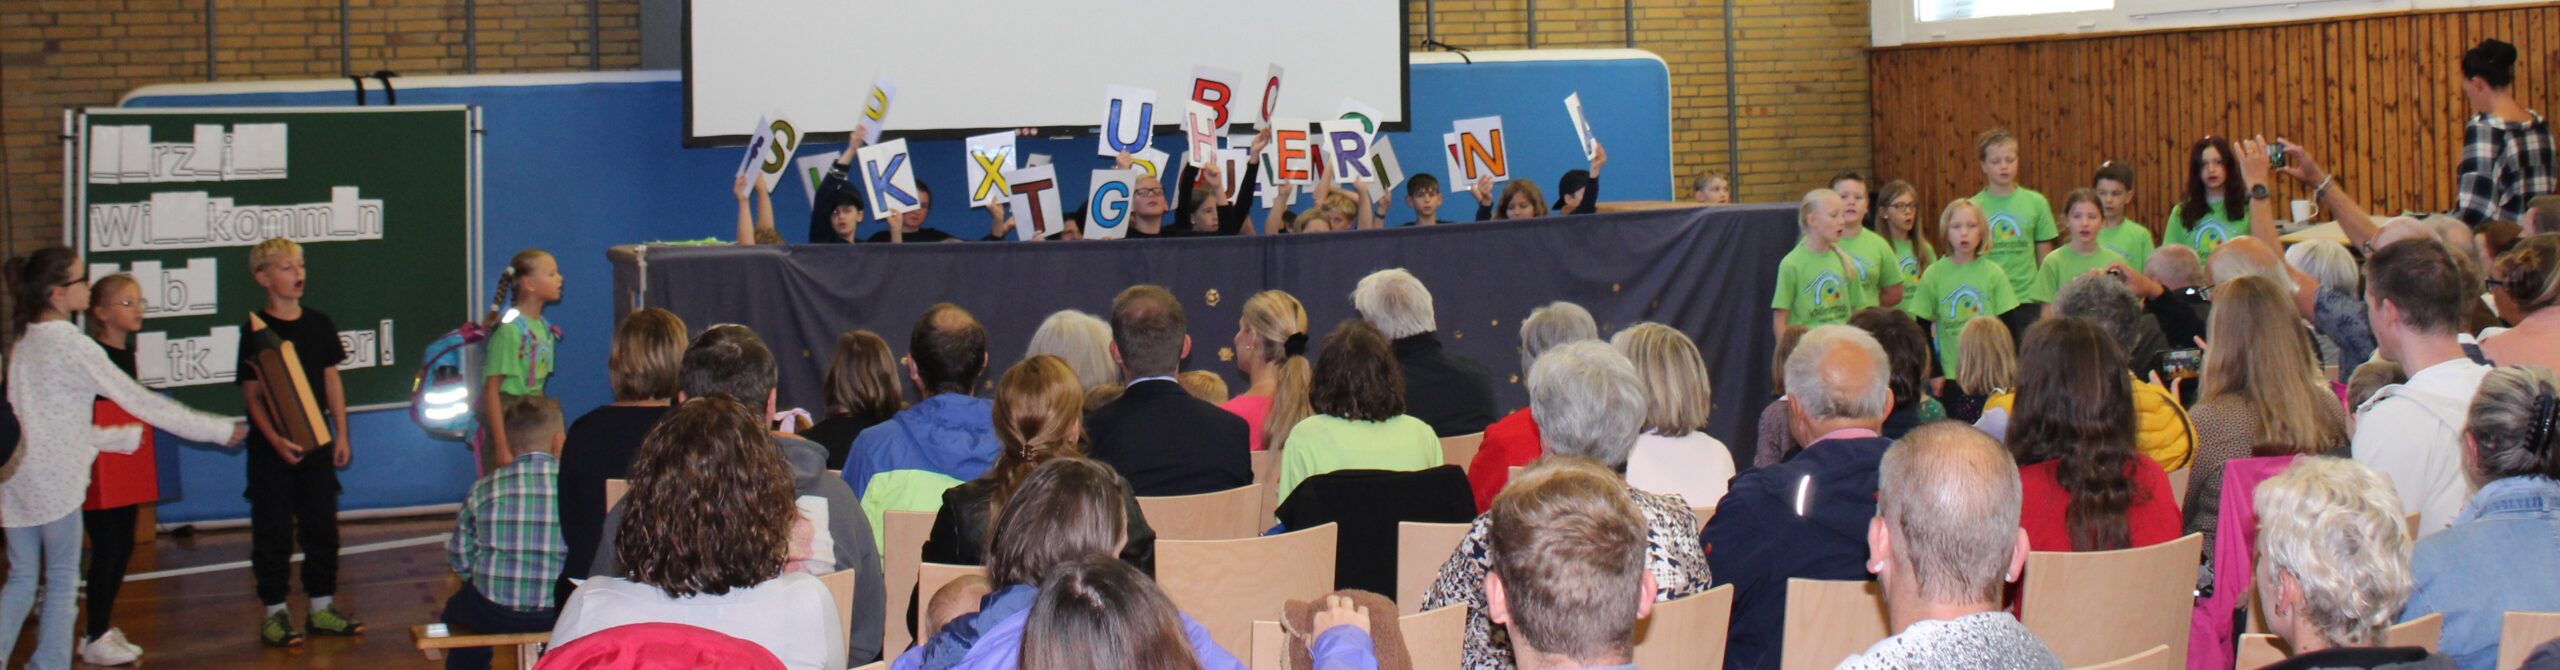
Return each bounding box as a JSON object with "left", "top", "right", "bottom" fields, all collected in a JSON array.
[
  {"left": 1838, "top": 228, "right": 1909, "bottom": 309},
  {"left": 2165, "top": 200, "right": 2247, "bottom": 265},
  {"left": 2098, "top": 219, "right": 2155, "bottom": 273},
  {"left": 2029, "top": 245, "right": 2130, "bottom": 303},
  {"left": 1903, "top": 255, "right": 2020, "bottom": 376},
  {"left": 1773, "top": 244, "right": 1857, "bottom": 328},
  {"left": 1970, "top": 188, "right": 2060, "bottom": 301},
  {"left": 484, "top": 314, "right": 555, "bottom": 396}
]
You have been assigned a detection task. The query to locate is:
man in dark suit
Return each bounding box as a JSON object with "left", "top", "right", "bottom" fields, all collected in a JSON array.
[
  {"left": 1353, "top": 268, "right": 1500, "bottom": 437},
  {"left": 1085, "top": 284, "right": 1253, "bottom": 497}
]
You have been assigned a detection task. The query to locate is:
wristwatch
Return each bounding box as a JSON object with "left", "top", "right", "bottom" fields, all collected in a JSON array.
[{"left": 2249, "top": 184, "right": 2271, "bottom": 201}]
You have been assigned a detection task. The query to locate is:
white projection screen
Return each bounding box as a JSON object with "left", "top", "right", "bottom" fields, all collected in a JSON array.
[{"left": 684, "top": 0, "right": 1410, "bottom": 146}]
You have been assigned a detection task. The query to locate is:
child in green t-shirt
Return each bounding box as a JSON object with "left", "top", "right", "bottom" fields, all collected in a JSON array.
[
  {"left": 1829, "top": 172, "right": 1909, "bottom": 310},
  {"left": 1874, "top": 180, "right": 1936, "bottom": 280},
  {"left": 1967, "top": 129, "right": 2060, "bottom": 304},
  {"left": 1904, "top": 200, "right": 2019, "bottom": 377},
  {"left": 2164, "top": 136, "right": 2259, "bottom": 265},
  {"left": 1772, "top": 189, "right": 1858, "bottom": 340},
  {"left": 2093, "top": 162, "right": 2155, "bottom": 273},
  {"left": 482, "top": 248, "right": 562, "bottom": 462},
  {"left": 2031, "top": 190, "right": 2132, "bottom": 303}
]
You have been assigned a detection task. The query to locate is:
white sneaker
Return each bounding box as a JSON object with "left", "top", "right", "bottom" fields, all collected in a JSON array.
[
  {"left": 100, "top": 627, "right": 144, "bottom": 657},
  {"left": 78, "top": 632, "right": 140, "bottom": 666}
]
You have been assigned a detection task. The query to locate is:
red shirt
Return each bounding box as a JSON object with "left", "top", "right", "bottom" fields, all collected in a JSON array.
[
  {"left": 2018, "top": 455, "right": 2183, "bottom": 553},
  {"left": 1467, "top": 408, "right": 1541, "bottom": 512},
  {"left": 85, "top": 398, "right": 159, "bottom": 510}
]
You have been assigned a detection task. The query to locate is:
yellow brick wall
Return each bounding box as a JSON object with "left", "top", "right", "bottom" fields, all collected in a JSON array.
[
  {"left": 1410, "top": 0, "right": 1871, "bottom": 202},
  {"left": 1, "top": 0, "right": 642, "bottom": 249}
]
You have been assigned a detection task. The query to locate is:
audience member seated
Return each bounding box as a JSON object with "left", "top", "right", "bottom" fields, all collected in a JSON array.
[
  {"left": 1840, "top": 423, "right": 2063, "bottom": 670},
  {"left": 1220, "top": 290, "right": 1313, "bottom": 452},
  {"left": 589, "top": 325, "right": 885, "bottom": 664},
  {"left": 1019, "top": 558, "right": 1245, "bottom": 669},
  {"left": 1422, "top": 341, "right": 1709, "bottom": 670},
  {"left": 1178, "top": 370, "right": 1229, "bottom": 403},
  {"left": 1847, "top": 308, "right": 1942, "bottom": 439},
  {"left": 2346, "top": 360, "right": 2409, "bottom": 434},
  {"left": 1471, "top": 301, "right": 1600, "bottom": 511},
  {"left": 1279, "top": 320, "right": 1446, "bottom": 502},
  {"left": 1024, "top": 310, "right": 1118, "bottom": 391},
  {"left": 1936, "top": 316, "right": 2013, "bottom": 424},
  {"left": 2048, "top": 275, "right": 2196, "bottom": 470},
  {"left": 441, "top": 397, "right": 569, "bottom": 670},
  {"left": 1487, "top": 459, "right": 1660, "bottom": 670},
  {"left": 2053, "top": 270, "right": 2169, "bottom": 378},
  {"left": 845, "top": 304, "right": 1001, "bottom": 548},
  {"left": 1614, "top": 322, "right": 1737, "bottom": 507},
  {"left": 924, "top": 575, "right": 991, "bottom": 636},
  {"left": 2289, "top": 239, "right": 2379, "bottom": 380},
  {"left": 1753, "top": 325, "right": 1811, "bottom": 469},
  {"left": 2184, "top": 276, "right": 2350, "bottom": 549},
  {"left": 556, "top": 307, "right": 686, "bottom": 607},
  {"left": 801, "top": 329, "right": 905, "bottom": 470},
  {"left": 900, "top": 458, "right": 1244, "bottom": 670},
  {"left": 538, "top": 623, "right": 788, "bottom": 670},
  {"left": 922, "top": 356, "right": 1154, "bottom": 574},
  {"left": 2252, "top": 457, "right": 2454, "bottom": 670},
  {"left": 2357, "top": 240, "right": 2494, "bottom": 538},
  {"left": 1087, "top": 285, "right": 1252, "bottom": 496},
  {"left": 552, "top": 397, "right": 848, "bottom": 670},
  {"left": 2141, "top": 244, "right": 2214, "bottom": 350},
  {"left": 2007, "top": 317, "right": 2182, "bottom": 554},
  {"left": 1703, "top": 325, "right": 1895, "bottom": 670},
  {"left": 1354, "top": 268, "right": 1500, "bottom": 437},
  {"left": 2480, "top": 235, "right": 2560, "bottom": 369},
  {"left": 2527, "top": 195, "right": 2560, "bottom": 236},
  {"left": 2404, "top": 366, "right": 2560, "bottom": 670}
]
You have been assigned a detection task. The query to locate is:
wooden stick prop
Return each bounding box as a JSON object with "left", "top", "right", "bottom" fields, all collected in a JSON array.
[{"left": 247, "top": 313, "right": 331, "bottom": 451}]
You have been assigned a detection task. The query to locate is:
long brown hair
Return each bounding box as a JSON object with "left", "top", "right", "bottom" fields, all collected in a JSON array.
[
  {"left": 1017, "top": 557, "right": 1203, "bottom": 670},
  {"left": 986, "top": 356, "right": 1089, "bottom": 515},
  {"left": 6, "top": 246, "right": 79, "bottom": 335},
  {"left": 1874, "top": 180, "right": 1934, "bottom": 276},
  {"left": 2011, "top": 317, "right": 2141, "bottom": 552},
  {"left": 985, "top": 458, "right": 1127, "bottom": 590},
  {"left": 2201, "top": 276, "right": 2338, "bottom": 450},
  {"left": 2179, "top": 137, "right": 2250, "bottom": 229},
  {"left": 1240, "top": 291, "right": 1313, "bottom": 450},
  {"left": 617, "top": 396, "right": 796, "bottom": 597},
  {"left": 1310, "top": 319, "right": 1405, "bottom": 422},
  {"left": 823, "top": 329, "right": 905, "bottom": 420}
]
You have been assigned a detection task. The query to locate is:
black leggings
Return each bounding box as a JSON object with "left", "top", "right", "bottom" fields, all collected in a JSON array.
[{"left": 82, "top": 505, "right": 139, "bottom": 640}]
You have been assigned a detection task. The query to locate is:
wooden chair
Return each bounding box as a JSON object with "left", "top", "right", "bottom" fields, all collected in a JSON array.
[
  {"left": 821, "top": 568, "right": 858, "bottom": 651},
  {"left": 914, "top": 563, "right": 986, "bottom": 643},
  {"left": 2076, "top": 644, "right": 2171, "bottom": 670},
  {"left": 2391, "top": 611, "right": 2444, "bottom": 654},
  {"left": 2019, "top": 533, "right": 2204, "bottom": 667},
  {"left": 1396, "top": 522, "right": 1474, "bottom": 615},
  {"left": 880, "top": 510, "right": 934, "bottom": 663},
  {"left": 1691, "top": 506, "right": 1716, "bottom": 535},
  {"left": 2407, "top": 512, "right": 2421, "bottom": 540},
  {"left": 1137, "top": 484, "right": 1267, "bottom": 541},
  {"left": 410, "top": 625, "right": 548, "bottom": 666},
  {"left": 1779, "top": 578, "right": 1889, "bottom": 670},
  {"left": 2240, "top": 614, "right": 2447, "bottom": 670},
  {"left": 1250, "top": 620, "right": 1286, "bottom": 670},
  {"left": 2167, "top": 468, "right": 2190, "bottom": 503},
  {"left": 1252, "top": 450, "right": 1281, "bottom": 524},
  {"left": 1405, "top": 605, "right": 1467, "bottom": 670},
  {"left": 1633, "top": 584, "right": 1735, "bottom": 668},
  {"left": 603, "top": 478, "right": 629, "bottom": 510},
  {"left": 2237, "top": 634, "right": 2287, "bottom": 669},
  {"left": 1158, "top": 523, "right": 1340, "bottom": 656},
  {"left": 1441, "top": 433, "right": 1484, "bottom": 473},
  {"left": 2499, "top": 611, "right": 2560, "bottom": 670}
]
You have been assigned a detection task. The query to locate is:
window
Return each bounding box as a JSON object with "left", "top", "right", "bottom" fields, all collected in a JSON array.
[{"left": 1917, "top": 0, "right": 2113, "bottom": 21}]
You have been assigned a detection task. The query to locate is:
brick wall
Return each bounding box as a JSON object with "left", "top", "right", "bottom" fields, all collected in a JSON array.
[
  {"left": 0, "top": 0, "right": 642, "bottom": 250},
  {"left": 1409, "top": 0, "right": 1872, "bottom": 202}
]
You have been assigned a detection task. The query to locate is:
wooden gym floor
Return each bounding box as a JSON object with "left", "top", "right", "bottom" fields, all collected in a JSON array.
[{"left": 3, "top": 516, "right": 486, "bottom": 669}]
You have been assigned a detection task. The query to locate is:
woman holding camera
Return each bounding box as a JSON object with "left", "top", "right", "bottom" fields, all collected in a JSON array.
[{"left": 2183, "top": 276, "right": 2350, "bottom": 550}]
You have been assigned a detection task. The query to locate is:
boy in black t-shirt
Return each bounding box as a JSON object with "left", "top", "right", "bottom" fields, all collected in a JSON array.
[{"left": 235, "top": 238, "right": 361, "bottom": 647}]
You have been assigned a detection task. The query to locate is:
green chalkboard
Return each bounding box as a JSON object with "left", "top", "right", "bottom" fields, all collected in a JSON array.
[{"left": 75, "top": 106, "right": 479, "bottom": 415}]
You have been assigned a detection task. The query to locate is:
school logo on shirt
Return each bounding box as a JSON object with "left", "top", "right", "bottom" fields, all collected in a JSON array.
[
  {"left": 2190, "top": 217, "right": 2233, "bottom": 254},
  {"left": 1944, "top": 285, "right": 1991, "bottom": 321},
  {"left": 1844, "top": 251, "right": 1874, "bottom": 282},
  {"left": 1989, "top": 211, "right": 2025, "bottom": 242},
  {"left": 1805, "top": 271, "right": 1848, "bottom": 313},
  {"left": 1899, "top": 254, "right": 1919, "bottom": 277}
]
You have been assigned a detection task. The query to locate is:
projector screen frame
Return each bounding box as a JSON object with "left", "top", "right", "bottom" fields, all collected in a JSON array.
[{"left": 680, "top": 0, "right": 1415, "bottom": 148}]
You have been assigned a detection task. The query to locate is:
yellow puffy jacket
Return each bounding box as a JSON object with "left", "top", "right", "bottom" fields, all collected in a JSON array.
[{"left": 1980, "top": 375, "right": 2196, "bottom": 471}]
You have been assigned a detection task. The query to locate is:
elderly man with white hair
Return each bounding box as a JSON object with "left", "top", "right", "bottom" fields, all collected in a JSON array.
[
  {"left": 2252, "top": 457, "right": 2454, "bottom": 669},
  {"left": 1419, "top": 341, "right": 1709, "bottom": 670},
  {"left": 1703, "top": 325, "right": 1896, "bottom": 670},
  {"left": 1353, "top": 268, "right": 1501, "bottom": 437},
  {"left": 1468, "top": 302, "right": 1600, "bottom": 511},
  {"left": 1840, "top": 422, "right": 2063, "bottom": 670},
  {"left": 2143, "top": 244, "right": 2215, "bottom": 349}
]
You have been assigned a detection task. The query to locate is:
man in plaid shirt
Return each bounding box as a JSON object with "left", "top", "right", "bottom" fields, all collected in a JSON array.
[
  {"left": 440, "top": 396, "right": 568, "bottom": 670},
  {"left": 2450, "top": 38, "right": 2555, "bottom": 226}
]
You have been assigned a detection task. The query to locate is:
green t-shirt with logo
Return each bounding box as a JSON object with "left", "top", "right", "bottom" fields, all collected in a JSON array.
[
  {"left": 1839, "top": 228, "right": 1909, "bottom": 309},
  {"left": 1902, "top": 255, "right": 2021, "bottom": 377},
  {"left": 1969, "top": 188, "right": 2060, "bottom": 301},
  {"left": 1773, "top": 244, "right": 1856, "bottom": 328},
  {"left": 1892, "top": 237, "right": 1933, "bottom": 280},
  {"left": 2029, "top": 245, "right": 2130, "bottom": 303},
  {"left": 2098, "top": 219, "right": 2155, "bottom": 274},
  {"left": 2165, "top": 200, "right": 2247, "bottom": 265}
]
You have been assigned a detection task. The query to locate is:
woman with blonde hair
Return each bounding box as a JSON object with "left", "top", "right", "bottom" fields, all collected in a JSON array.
[
  {"left": 1614, "top": 323, "right": 1736, "bottom": 506},
  {"left": 2251, "top": 457, "right": 2450, "bottom": 669},
  {"left": 1220, "top": 291, "right": 1313, "bottom": 452},
  {"left": 921, "top": 356, "right": 1153, "bottom": 571},
  {"left": 1940, "top": 317, "right": 2013, "bottom": 424},
  {"left": 2184, "top": 276, "right": 2349, "bottom": 548}
]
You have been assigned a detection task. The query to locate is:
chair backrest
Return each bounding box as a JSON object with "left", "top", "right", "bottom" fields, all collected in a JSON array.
[
  {"left": 2167, "top": 468, "right": 2191, "bottom": 503},
  {"left": 1396, "top": 522, "right": 1474, "bottom": 615},
  {"left": 1633, "top": 584, "right": 1736, "bottom": 669},
  {"left": 2405, "top": 512, "right": 2420, "bottom": 541},
  {"left": 2388, "top": 611, "right": 2443, "bottom": 652},
  {"left": 2499, "top": 611, "right": 2560, "bottom": 670},
  {"left": 2235, "top": 634, "right": 2288, "bottom": 670},
  {"left": 1250, "top": 620, "right": 1286, "bottom": 670},
  {"left": 1779, "top": 578, "right": 1890, "bottom": 670},
  {"left": 604, "top": 478, "right": 629, "bottom": 511},
  {"left": 2020, "top": 533, "right": 2204, "bottom": 667},
  {"left": 2076, "top": 644, "right": 2172, "bottom": 670},
  {"left": 1252, "top": 450, "right": 1281, "bottom": 524},
  {"left": 879, "top": 510, "right": 934, "bottom": 663},
  {"left": 1691, "top": 506, "right": 1716, "bottom": 536},
  {"left": 1441, "top": 433, "right": 1484, "bottom": 473},
  {"left": 914, "top": 563, "right": 987, "bottom": 643},
  {"left": 1137, "top": 484, "right": 1267, "bottom": 541},
  {"left": 819, "top": 569, "right": 857, "bottom": 651},
  {"left": 1158, "top": 523, "right": 1341, "bottom": 656},
  {"left": 1404, "top": 605, "right": 1467, "bottom": 670}
]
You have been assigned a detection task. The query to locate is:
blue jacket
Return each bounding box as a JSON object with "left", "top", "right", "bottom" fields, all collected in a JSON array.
[
  {"left": 843, "top": 394, "right": 1001, "bottom": 552},
  {"left": 1703, "top": 435, "right": 1892, "bottom": 670},
  {"left": 890, "top": 584, "right": 1247, "bottom": 670},
  {"left": 2404, "top": 476, "right": 2560, "bottom": 670}
]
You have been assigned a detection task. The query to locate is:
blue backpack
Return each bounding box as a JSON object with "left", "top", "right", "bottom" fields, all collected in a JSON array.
[{"left": 410, "top": 321, "right": 490, "bottom": 441}]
